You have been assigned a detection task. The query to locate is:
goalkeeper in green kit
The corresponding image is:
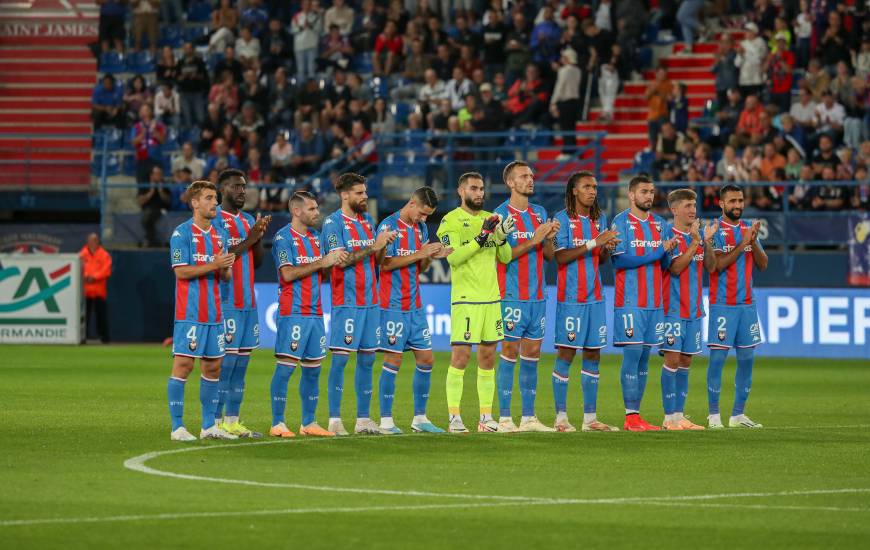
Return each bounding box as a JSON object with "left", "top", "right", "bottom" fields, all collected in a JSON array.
[{"left": 437, "top": 172, "right": 515, "bottom": 433}]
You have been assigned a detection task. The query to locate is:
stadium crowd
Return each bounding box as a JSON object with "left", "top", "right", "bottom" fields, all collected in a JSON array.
[{"left": 91, "top": 0, "right": 870, "bottom": 246}]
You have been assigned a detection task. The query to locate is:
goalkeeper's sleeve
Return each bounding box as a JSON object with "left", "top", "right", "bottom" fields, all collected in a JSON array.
[{"left": 496, "top": 239, "right": 512, "bottom": 264}]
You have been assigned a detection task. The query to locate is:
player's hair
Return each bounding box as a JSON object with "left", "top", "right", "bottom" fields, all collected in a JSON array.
[
  {"left": 502, "top": 160, "right": 530, "bottom": 185},
  {"left": 719, "top": 184, "right": 743, "bottom": 199},
  {"left": 411, "top": 186, "right": 438, "bottom": 208},
  {"left": 667, "top": 188, "right": 697, "bottom": 207},
  {"left": 290, "top": 190, "right": 317, "bottom": 207},
  {"left": 187, "top": 180, "right": 217, "bottom": 201},
  {"left": 217, "top": 168, "right": 246, "bottom": 186},
  {"left": 458, "top": 172, "right": 484, "bottom": 187},
  {"left": 335, "top": 172, "right": 366, "bottom": 192},
  {"left": 565, "top": 171, "right": 601, "bottom": 221},
  {"left": 628, "top": 174, "right": 654, "bottom": 191}
]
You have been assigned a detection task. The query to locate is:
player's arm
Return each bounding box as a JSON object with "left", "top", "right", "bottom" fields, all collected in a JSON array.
[
  {"left": 714, "top": 223, "right": 756, "bottom": 271},
  {"left": 175, "top": 254, "right": 234, "bottom": 280},
  {"left": 338, "top": 229, "right": 398, "bottom": 267},
  {"left": 228, "top": 214, "right": 271, "bottom": 268},
  {"left": 440, "top": 216, "right": 499, "bottom": 268},
  {"left": 749, "top": 223, "right": 768, "bottom": 271},
  {"left": 555, "top": 228, "right": 620, "bottom": 265},
  {"left": 669, "top": 223, "right": 700, "bottom": 275},
  {"left": 381, "top": 242, "right": 442, "bottom": 271},
  {"left": 281, "top": 249, "right": 346, "bottom": 282},
  {"left": 702, "top": 221, "right": 718, "bottom": 273}
]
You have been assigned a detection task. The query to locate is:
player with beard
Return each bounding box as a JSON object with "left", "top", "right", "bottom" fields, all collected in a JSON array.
[
  {"left": 706, "top": 184, "right": 768, "bottom": 429},
  {"left": 493, "top": 161, "right": 560, "bottom": 432},
  {"left": 321, "top": 173, "right": 398, "bottom": 435},
  {"left": 610, "top": 175, "right": 678, "bottom": 431},
  {"left": 214, "top": 169, "right": 271, "bottom": 437},
  {"left": 436, "top": 172, "right": 515, "bottom": 433}
]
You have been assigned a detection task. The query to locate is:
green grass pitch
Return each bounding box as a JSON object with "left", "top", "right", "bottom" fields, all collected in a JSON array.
[{"left": 1, "top": 345, "right": 869, "bottom": 549}]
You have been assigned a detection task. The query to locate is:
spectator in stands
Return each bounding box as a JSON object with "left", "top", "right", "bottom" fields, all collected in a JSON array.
[
  {"left": 245, "top": 147, "right": 264, "bottom": 184},
  {"left": 325, "top": 0, "right": 355, "bottom": 35},
  {"left": 785, "top": 147, "right": 804, "bottom": 180},
  {"left": 803, "top": 58, "right": 830, "bottom": 101},
  {"left": 92, "top": 74, "right": 125, "bottom": 129},
  {"left": 808, "top": 165, "right": 848, "bottom": 210},
  {"left": 504, "top": 12, "right": 532, "bottom": 85},
  {"left": 550, "top": 48, "right": 581, "bottom": 158},
  {"left": 219, "top": 123, "right": 243, "bottom": 158},
  {"left": 735, "top": 22, "right": 768, "bottom": 98},
  {"left": 431, "top": 43, "right": 456, "bottom": 81},
  {"left": 391, "top": 38, "right": 430, "bottom": 101},
  {"left": 79, "top": 233, "right": 112, "bottom": 343},
  {"left": 260, "top": 169, "right": 290, "bottom": 211},
  {"left": 269, "top": 131, "right": 293, "bottom": 178},
  {"left": 131, "top": 104, "right": 166, "bottom": 183},
  {"left": 732, "top": 93, "right": 765, "bottom": 147},
  {"left": 123, "top": 75, "right": 152, "bottom": 126},
  {"left": 779, "top": 114, "right": 807, "bottom": 155},
  {"left": 241, "top": 0, "right": 270, "bottom": 35},
  {"left": 811, "top": 134, "right": 841, "bottom": 172},
  {"left": 789, "top": 164, "right": 817, "bottom": 210},
  {"left": 818, "top": 11, "right": 851, "bottom": 72},
  {"left": 790, "top": 86, "right": 817, "bottom": 133},
  {"left": 292, "top": 0, "right": 323, "bottom": 83},
  {"left": 655, "top": 122, "right": 685, "bottom": 172},
  {"left": 715, "top": 87, "right": 743, "bottom": 144},
  {"left": 760, "top": 142, "right": 786, "bottom": 180},
  {"left": 598, "top": 58, "right": 619, "bottom": 122},
  {"left": 265, "top": 66, "right": 294, "bottom": 127},
  {"left": 239, "top": 68, "right": 267, "bottom": 114},
  {"left": 235, "top": 26, "right": 261, "bottom": 68},
  {"left": 168, "top": 166, "right": 192, "bottom": 212},
  {"left": 373, "top": 20, "right": 404, "bottom": 76},
  {"left": 172, "top": 142, "right": 205, "bottom": 180},
  {"left": 456, "top": 44, "right": 482, "bottom": 80},
  {"left": 794, "top": 0, "right": 812, "bottom": 68},
  {"left": 199, "top": 102, "right": 224, "bottom": 153},
  {"left": 693, "top": 143, "right": 715, "bottom": 180},
  {"left": 209, "top": 0, "right": 239, "bottom": 54},
  {"left": 295, "top": 78, "right": 323, "bottom": 129},
  {"left": 505, "top": 63, "right": 548, "bottom": 128},
  {"left": 345, "top": 120, "right": 376, "bottom": 174},
  {"left": 137, "top": 164, "right": 170, "bottom": 248},
  {"left": 353, "top": 0, "right": 383, "bottom": 52},
  {"left": 736, "top": 145, "right": 761, "bottom": 181},
  {"left": 160, "top": 0, "right": 183, "bottom": 24},
  {"left": 765, "top": 33, "right": 795, "bottom": 113},
  {"left": 291, "top": 123, "right": 324, "bottom": 177},
  {"left": 482, "top": 8, "right": 507, "bottom": 79},
  {"left": 371, "top": 97, "right": 396, "bottom": 135},
  {"left": 713, "top": 36, "right": 738, "bottom": 107},
  {"left": 676, "top": 0, "right": 705, "bottom": 55},
  {"left": 154, "top": 82, "right": 181, "bottom": 128},
  {"left": 830, "top": 61, "right": 854, "bottom": 107},
  {"left": 646, "top": 66, "right": 673, "bottom": 148},
  {"left": 855, "top": 39, "right": 870, "bottom": 80},
  {"left": 843, "top": 77, "right": 867, "bottom": 148},
  {"left": 260, "top": 18, "right": 292, "bottom": 74},
  {"left": 813, "top": 91, "right": 846, "bottom": 142},
  {"left": 98, "top": 0, "right": 127, "bottom": 54},
  {"left": 156, "top": 46, "right": 179, "bottom": 85},
  {"left": 716, "top": 144, "right": 740, "bottom": 181},
  {"left": 347, "top": 72, "right": 373, "bottom": 110},
  {"left": 851, "top": 166, "right": 870, "bottom": 210},
  {"left": 205, "top": 138, "right": 241, "bottom": 175},
  {"left": 233, "top": 101, "right": 265, "bottom": 137},
  {"left": 669, "top": 82, "right": 689, "bottom": 133},
  {"left": 209, "top": 70, "right": 240, "bottom": 116},
  {"left": 177, "top": 42, "right": 210, "bottom": 129},
  {"left": 214, "top": 45, "right": 244, "bottom": 83},
  {"left": 131, "top": 0, "right": 158, "bottom": 57},
  {"left": 320, "top": 23, "right": 353, "bottom": 73},
  {"left": 445, "top": 66, "right": 473, "bottom": 111}
]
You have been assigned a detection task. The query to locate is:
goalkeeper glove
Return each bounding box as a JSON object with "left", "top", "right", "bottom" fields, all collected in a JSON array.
[
  {"left": 493, "top": 214, "right": 516, "bottom": 244},
  {"left": 474, "top": 215, "right": 501, "bottom": 247}
]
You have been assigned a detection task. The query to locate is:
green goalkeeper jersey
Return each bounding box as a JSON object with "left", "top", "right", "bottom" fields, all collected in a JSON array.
[{"left": 437, "top": 207, "right": 512, "bottom": 304}]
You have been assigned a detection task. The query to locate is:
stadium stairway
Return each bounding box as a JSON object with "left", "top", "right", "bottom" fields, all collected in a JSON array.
[
  {"left": 538, "top": 41, "right": 721, "bottom": 184},
  {"left": 0, "top": 0, "right": 97, "bottom": 189}
]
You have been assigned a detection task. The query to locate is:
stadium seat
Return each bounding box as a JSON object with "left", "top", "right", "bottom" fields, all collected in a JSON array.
[
  {"left": 126, "top": 51, "right": 155, "bottom": 73},
  {"left": 371, "top": 77, "right": 388, "bottom": 98},
  {"left": 184, "top": 25, "right": 210, "bottom": 45},
  {"left": 91, "top": 152, "right": 120, "bottom": 177},
  {"left": 353, "top": 53, "right": 374, "bottom": 74},
  {"left": 159, "top": 27, "right": 183, "bottom": 49},
  {"left": 392, "top": 102, "right": 411, "bottom": 126},
  {"left": 187, "top": 1, "right": 213, "bottom": 23},
  {"left": 99, "top": 52, "right": 125, "bottom": 74}
]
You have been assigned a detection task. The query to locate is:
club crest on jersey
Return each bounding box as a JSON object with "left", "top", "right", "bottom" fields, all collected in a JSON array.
[
  {"left": 388, "top": 335, "right": 397, "bottom": 345},
  {"left": 718, "top": 329, "right": 726, "bottom": 341},
  {"left": 505, "top": 320, "right": 515, "bottom": 331},
  {"left": 667, "top": 335, "right": 675, "bottom": 346},
  {"left": 625, "top": 328, "right": 634, "bottom": 338},
  {"left": 567, "top": 332, "right": 576, "bottom": 342},
  {"left": 290, "top": 341, "right": 299, "bottom": 351},
  {"left": 463, "top": 331, "right": 471, "bottom": 340},
  {"left": 344, "top": 334, "right": 353, "bottom": 345},
  {"left": 225, "top": 332, "right": 233, "bottom": 343},
  {"left": 217, "top": 239, "right": 223, "bottom": 249},
  {"left": 188, "top": 338, "right": 198, "bottom": 351}
]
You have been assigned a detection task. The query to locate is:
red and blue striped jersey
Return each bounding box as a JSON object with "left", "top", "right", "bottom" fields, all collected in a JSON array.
[
  {"left": 322, "top": 210, "right": 378, "bottom": 307},
  {"left": 554, "top": 209, "right": 607, "bottom": 304},
  {"left": 710, "top": 218, "right": 761, "bottom": 306},
  {"left": 170, "top": 219, "right": 227, "bottom": 324},
  {"left": 215, "top": 206, "right": 257, "bottom": 310},
  {"left": 495, "top": 201, "right": 547, "bottom": 301},
  {"left": 272, "top": 224, "right": 324, "bottom": 317},
  {"left": 377, "top": 211, "right": 427, "bottom": 311},
  {"left": 662, "top": 227, "right": 705, "bottom": 319},
  {"left": 611, "top": 210, "right": 666, "bottom": 309}
]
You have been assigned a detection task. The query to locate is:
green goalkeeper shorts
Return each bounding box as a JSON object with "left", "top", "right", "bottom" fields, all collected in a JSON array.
[{"left": 450, "top": 302, "right": 504, "bottom": 345}]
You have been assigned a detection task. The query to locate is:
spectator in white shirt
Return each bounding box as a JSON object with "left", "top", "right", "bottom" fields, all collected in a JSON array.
[
  {"left": 291, "top": 0, "right": 322, "bottom": 82},
  {"left": 171, "top": 142, "right": 205, "bottom": 180},
  {"left": 445, "top": 66, "right": 472, "bottom": 111},
  {"left": 324, "top": 0, "right": 355, "bottom": 35},
  {"left": 789, "top": 87, "right": 818, "bottom": 131},
  {"left": 154, "top": 83, "right": 181, "bottom": 128},
  {"left": 269, "top": 132, "right": 294, "bottom": 178},
  {"left": 735, "top": 23, "right": 768, "bottom": 97},
  {"left": 814, "top": 92, "right": 845, "bottom": 137},
  {"left": 235, "top": 26, "right": 261, "bottom": 67},
  {"left": 418, "top": 69, "right": 447, "bottom": 112}
]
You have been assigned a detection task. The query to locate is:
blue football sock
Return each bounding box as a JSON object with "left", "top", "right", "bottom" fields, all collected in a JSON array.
[
  {"left": 299, "top": 366, "right": 320, "bottom": 426},
  {"left": 519, "top": 357, "right": 538, "bottom": 417},
  {"left": 200, "top": 376, "right": 219, "bottom": 430},
  {"left": 355, "top": 352, "right": 375, "bottom": 418},
  {"left": 675, "top": 367, "right": 690, "bottom": 413},
  {"left": 637, "top": 346, "right": 651, "bottom": 406},
  {"left": 620, "top": 345, "right": 644, "bottom": 412},
  {"left": 413, "top": 363, "right": 432, "bottom": 416},
  {"left": 707, "top": 348, "right": 728, "bottom": 415},
  {"left": 496, "top": 355, "right": 516, "bottom": 417},
  {"left": 270, "top": 362, "right": 295, "bottom": 425},
  {"left": 661, "top": 364, "right": 677, "bottom": 415},
  {"left": 580, "top": 358, "right": 600, "bottom": 414},
  {"left": 215, "top": 352, "right": 237, "bottom": 420},
  {"left": 378, "top": 362, "right": 400, "bottom": 419},
  {"left": 327, "top": 353, "right": 349, "bottom": 418},
  {"left": 226, "top": 353, "right": 250, "bottom": 418},
  {"left": 167, "top": 377, "right": 186, "bottom": 431},
  {"left": 552, "top": 357, "right": 571, "bottom": 413},
  {"left": 732, "top": 347, "right": 755, "bottom": 416}
]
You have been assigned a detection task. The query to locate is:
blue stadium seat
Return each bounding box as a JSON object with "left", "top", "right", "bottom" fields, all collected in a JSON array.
[
  {"left": 94, "top": 128, "right": 125, "bottom": 152},
  {"left": 184, "top": 25, "right": 210, "bottom": 44},
  {"left": 98, "top": 52, "right": 125, "bottom": 74},
  {"left": 391, "top": 102, "right": 411, "bottom": 126},
  {"left": 187, "top": 1, "right": 213, "bottom": 23},
  {"left": 353, "top": 53, "right": 373, "bottom": 74},
  {"left": 206, "top": 52, "right": 224, "bottom": 74},
  {"left": 370, "top": 77, "right": 388, "bottom": 98},
  {"left": 636, "top": 47, "right": 653, "bottom": 70},
  {"left": 159, "top": 26, "right": 183, "bottom": 48},
  {"left": 122, "top": 153, "right": 137, "bottom": 176},
  {"left": 126, "top": 51, "right": 155, "bottom": 73},
  {"left": 632, "top": 150, "right": 655, "bottom": 174},
  {"left": 91, "top": 153, "right": 120, "bottom": 177}
]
